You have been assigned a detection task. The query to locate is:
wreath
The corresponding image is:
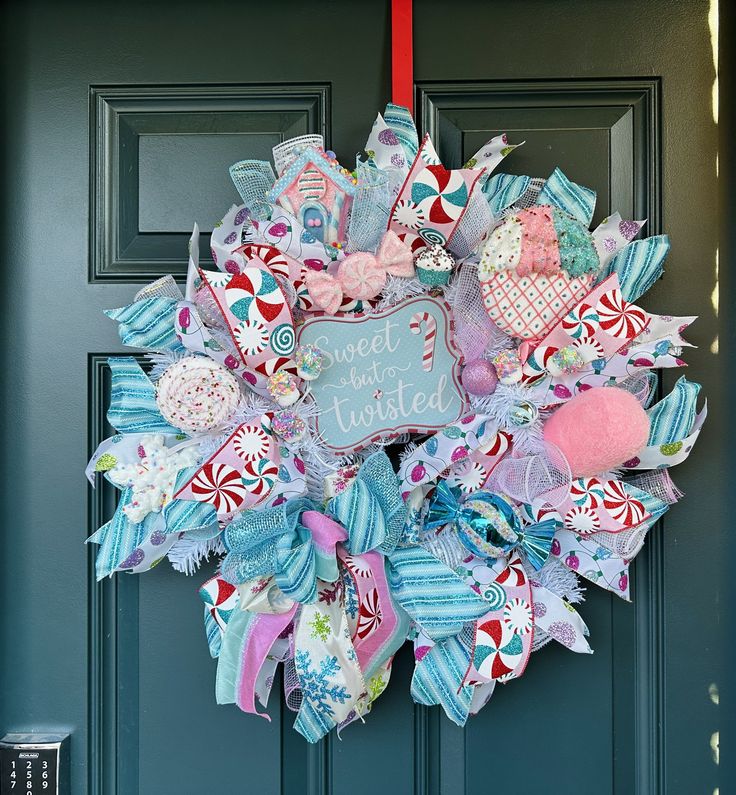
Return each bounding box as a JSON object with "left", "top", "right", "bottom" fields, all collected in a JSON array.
[{"left": 87, "top": 104, "right": 706, "bottom": 742}]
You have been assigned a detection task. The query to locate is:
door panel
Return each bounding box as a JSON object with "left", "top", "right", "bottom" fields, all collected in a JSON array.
[{"left": 0, "top": 1, "right": 729, "bottom": 793}]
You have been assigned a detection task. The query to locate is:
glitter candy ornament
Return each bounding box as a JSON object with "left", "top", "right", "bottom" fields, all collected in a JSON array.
[
  {"left": 155, "top": 357, "right": 240, "bottom": 434},
  {"left": 272, "top": 410, "right": 307, "bottom": 443},
  {"left": 294, "top": 344, "right": 324, "bottom": 381},
  {"left": 267, "top": 369, "right": 300, "bottom": 407},
  {"left": 492, "top": 349, "right": 523, "bottom": 385},
  {"left": 547, "top": 345, "right": 586, "bottom": 377}
]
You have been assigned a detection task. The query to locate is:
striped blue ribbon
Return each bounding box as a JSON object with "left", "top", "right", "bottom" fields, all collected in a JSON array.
[
  {"left": 105, "top": 297, "right": 184, "bottom": 353},
  {"left": 411, "top": 631, "right": 474, "bottom": 726},
  {"left": 387, "top": 546, "right": 489, "bottom": 639},
  {"left": 537, "top": 167, "right": 596, "bottom": 227},
  {"left": 384, "top": 103, "right": 419, "bottom": 163},
  {"left": 222, "top": 498, "right": 333, "bottom": 604},
  {"left": 600, "top": 235, "right": 670, "bottom": 302},
  {"left": 330, "top": 451, "right": 406, "bottom": 554},
  {"left": 106, "top": 357, "right": 179, "bottom": 435},
  {"left": 483, "top": 172, "right": 531, "bottom": 215},
  {"left": 89, "top": 471, "right": 217, "bottom": 580},
  {"left": 88, "top": 488, "right": 160, "bottom": 579},
  {"left": 646, "top": 376, "right": 702, "bottom": 445}
]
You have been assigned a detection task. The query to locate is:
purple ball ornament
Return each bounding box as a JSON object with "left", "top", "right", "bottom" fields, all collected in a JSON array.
[{"left": 461, "top": 359, "right": 499, "bottom": 396}]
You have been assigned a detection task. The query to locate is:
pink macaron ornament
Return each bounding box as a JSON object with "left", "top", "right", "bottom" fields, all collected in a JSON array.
[{"left": 543, "top": 386, "right": 650, "bottom": 477}]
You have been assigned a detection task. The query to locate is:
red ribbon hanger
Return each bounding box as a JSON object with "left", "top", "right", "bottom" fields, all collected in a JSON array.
[{"left": 391, "top": 0, "right": 414, "bottom": 114}]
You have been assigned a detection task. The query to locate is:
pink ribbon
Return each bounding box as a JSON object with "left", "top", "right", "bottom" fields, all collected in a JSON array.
[{"left": 236, "top": 605, "right": 298, "bottom": 718}]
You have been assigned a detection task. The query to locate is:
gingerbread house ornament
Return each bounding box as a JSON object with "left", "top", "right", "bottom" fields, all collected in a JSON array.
[{"left": 267, "top": 146, "right": 356, "bottom": 245}]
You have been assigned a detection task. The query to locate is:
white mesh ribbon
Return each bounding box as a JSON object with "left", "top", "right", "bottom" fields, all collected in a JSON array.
[
  {"left": 447, "top": 183, "right": 493, "bottom": 259},
  {"left": 449, "top": 261, "right": 507, "bottom": 361},
  {"left": 229, "top": 161, "right": 276, "bottom": 221},
  {"left": 485, "top": 442, "right": 571, "bottom": 508},
  {"left": 272, "top": 135, "right": 325, "bottom": 176},
  {"left": 346, "top": 161, "right": 390, "bottom": 254}
]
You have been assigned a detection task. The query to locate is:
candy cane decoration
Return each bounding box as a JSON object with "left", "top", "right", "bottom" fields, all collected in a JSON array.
[{"left": 410, "top": 311, "right": 437, "bottom": 372}]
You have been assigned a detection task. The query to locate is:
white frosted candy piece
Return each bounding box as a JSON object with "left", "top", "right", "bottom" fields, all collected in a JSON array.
[{"left": 107, "top": 434, "right": 200, "bottom": 523}]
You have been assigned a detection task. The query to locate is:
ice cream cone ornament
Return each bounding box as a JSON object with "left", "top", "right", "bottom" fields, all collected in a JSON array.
[{"left": 477, "top": 167, "right": 647, "bottom": 342}]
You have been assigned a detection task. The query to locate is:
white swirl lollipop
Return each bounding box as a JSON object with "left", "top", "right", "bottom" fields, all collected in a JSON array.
[{"left": 156, "top": 357, "right": 241, "bottom": 434}]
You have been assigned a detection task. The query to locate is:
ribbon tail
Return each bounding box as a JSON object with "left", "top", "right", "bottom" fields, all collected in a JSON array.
[
  {"left": 531, "top": 583, "right": 593, "bottom": 654},
  {"left": 293, "top": 584, "right": 367, "bottom": 743},
  {"left": 411, "top": 633, "right": 474, "bottom": 727},
  {"left": 236, "top": 606, "right": 298, "bottom": 717}
]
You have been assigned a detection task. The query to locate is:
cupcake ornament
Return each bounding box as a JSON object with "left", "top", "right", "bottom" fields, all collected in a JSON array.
[{"left": 414, "top": 244, "right": 455, "bottom": 286}]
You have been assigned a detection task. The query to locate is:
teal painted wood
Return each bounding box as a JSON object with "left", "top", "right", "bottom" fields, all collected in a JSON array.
[{"left": 0, "top": 1, "right": 730, "bottom": 794}]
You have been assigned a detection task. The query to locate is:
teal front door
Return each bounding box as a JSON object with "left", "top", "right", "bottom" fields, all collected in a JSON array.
[{"left": 1, "top": 1, "right": 731, "bottom": 793}]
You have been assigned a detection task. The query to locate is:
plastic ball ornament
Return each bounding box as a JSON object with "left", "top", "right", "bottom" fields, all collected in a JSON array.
[
  {"left": 508, "top": 400, "right": 539, "bottom": 428},
  {"left": 461, "top": 359, "right": 498, "bottom": 396}
]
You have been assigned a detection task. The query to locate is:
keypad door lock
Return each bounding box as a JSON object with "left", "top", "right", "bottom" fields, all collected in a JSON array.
[{"left": 0, "top": 734, "right": 69, "bottom": 795}]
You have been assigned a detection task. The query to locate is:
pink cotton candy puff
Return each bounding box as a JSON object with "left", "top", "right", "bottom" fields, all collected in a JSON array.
[
  {"left": 338, "top": 252, "right": 386, "bottom": 300},
  {"left": 543, "top": 386, "right": 650, "bottom": 477}
]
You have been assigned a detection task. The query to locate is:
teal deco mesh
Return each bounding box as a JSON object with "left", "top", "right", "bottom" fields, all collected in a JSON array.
[
  {"left": 229, "top": 159, "right": 277, "bottom": 221},
  {"left": 346, "top": 161, "right": 390, "bottom": 254}
]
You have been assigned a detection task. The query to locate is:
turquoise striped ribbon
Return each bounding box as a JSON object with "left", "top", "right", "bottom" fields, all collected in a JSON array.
[
  {"left": 384, "top": 103, "right": 419, "bottom": 163},
  {"left": 223, "top": 451, "right": 487, "bottom": 642},
  {"left": 646, "top": 376, "right": 702, "bottom": 445},
  {"left": 387, "top": 546, "right": 489, "bottom": 639},
  {"left": 483, "top": 173, "right": 531, "bottom": 215},
  {"left": 105, "top": 297, "right": 184, "bottom": 353},
  {"left": 330, "top": 478, "right": 387, "bottom": 554},
  {"left": 294, "top": 687, "right": 336, "bottom": 744},
  {"left": 88, "top": 488, "right": 160, "bottom": 579},
  {"left": 329, "top": 451, "right": 406, "bottom": 554},
  {"left": 537, "top": 167, "right": 596, "bottom": 227},
  {"left": 626, "top": 482, "right": 669, "bottom": 524},
  {"left": 106, "top": 357, "right": 179, "bottom": 435},
  {"left": 600, "top": 235, "right": 670, "bottom": 302},
  {"left": 165, "top": 469, "right": 219, "bottom": 539},
  {"left": 89, "top": 472, "right": 217, "bottom": 580},
  {"left": 222, "top": 498, "right": 337, "bottom": 604},
  {"left": 411, "top": 632, "right": 474, "bottom": 726},
  {"left": 203, "top": 605, "right": 223, "bottom": 658}
]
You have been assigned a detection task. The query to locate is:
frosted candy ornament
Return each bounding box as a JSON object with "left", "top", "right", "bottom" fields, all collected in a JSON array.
[{"left": 156, "top": 357, "right": 240, "bottom": 433}]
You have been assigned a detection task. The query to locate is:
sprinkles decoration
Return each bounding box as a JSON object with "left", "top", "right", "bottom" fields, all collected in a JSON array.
[{"left": 87, "top": 104, "right": 706, "bottom": 742}]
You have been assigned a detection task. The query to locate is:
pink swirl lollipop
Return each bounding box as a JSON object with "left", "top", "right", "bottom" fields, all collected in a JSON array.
[{"left": 337, "top": 252, "right": 386, "bottom": 300}]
